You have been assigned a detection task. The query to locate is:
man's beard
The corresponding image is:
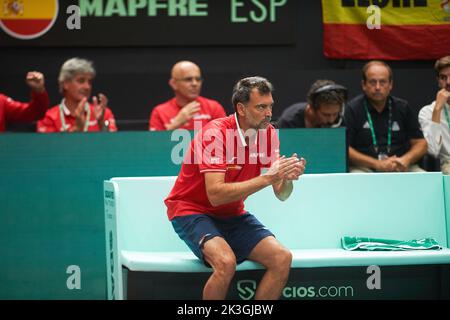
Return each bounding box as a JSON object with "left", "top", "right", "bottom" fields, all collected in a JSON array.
[{"left": 258, "top": 117, "right": 271, "bottom": 129}]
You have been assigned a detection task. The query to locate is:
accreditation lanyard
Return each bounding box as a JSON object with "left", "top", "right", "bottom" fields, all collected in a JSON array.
[
  {"left": 444, "top": 104, "right": 450, "bottom": 131},
  {"left": 364, "top": 98, "right": 392, "bottom": 154},
  {"left": 59, "top": 101, "right": 90, "bottom": 132}
]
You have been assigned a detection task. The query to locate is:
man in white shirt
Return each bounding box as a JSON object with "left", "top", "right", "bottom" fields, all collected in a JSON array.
[{"left": 419, "top": 56, "right": 450, "bottom": 174}]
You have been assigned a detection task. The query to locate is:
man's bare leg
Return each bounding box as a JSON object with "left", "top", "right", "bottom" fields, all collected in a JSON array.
[
  {"left": 247, "top": 236, "right": 292, "bottom": 300},
  {"left": 202, "top": 236, "right": 237, "bottom": 300}
]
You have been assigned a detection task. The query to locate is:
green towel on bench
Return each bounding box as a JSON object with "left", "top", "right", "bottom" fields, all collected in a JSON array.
[{"left": 341, "top": 236, "right": 442, "bottom": 251}]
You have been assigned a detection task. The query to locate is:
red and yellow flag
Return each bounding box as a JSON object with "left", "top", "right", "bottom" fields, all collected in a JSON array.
[
  {"left": 0, "top": 0, "right": 58, "bottom": 39},
  {"left": 322, "top": 0, "right": 450, "bottom": 60}
]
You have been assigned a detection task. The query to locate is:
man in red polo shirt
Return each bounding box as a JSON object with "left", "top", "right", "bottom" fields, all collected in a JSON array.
[
  {"left": 165, "top": 77, "right": 306, "bottom": 300},
  {"left": 37, "top": 58, "right": 117, "bottom": 133},
  {"left": 149, "top": 61, "right": 226, "bottom": 131},
  {"left": 0, "top": 71, "right": 48, "bottom": 132}
]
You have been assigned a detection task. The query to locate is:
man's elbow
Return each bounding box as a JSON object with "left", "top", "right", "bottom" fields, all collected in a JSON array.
[
  {"left": 208, "top": 196, "right": 222, "bottom": 207},
  {"left": 206, "top": 189, "right": 223, "bottom": 207},
  {"left": 275, "top": 189, "right": 292, "bottom": 202},
  {"left": 276, "top": 194, "right": 289, "bottom": 202},
  {"left": 411, "top": 139, "right": 428, "bottom": 156},
  {"left": 419, "top": 140, "right": 429, "bottom": 156}
]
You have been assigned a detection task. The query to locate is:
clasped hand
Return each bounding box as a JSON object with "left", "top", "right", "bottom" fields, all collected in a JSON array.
[{"left": 265, "top": 153, "right": 306, "bottom": 183}]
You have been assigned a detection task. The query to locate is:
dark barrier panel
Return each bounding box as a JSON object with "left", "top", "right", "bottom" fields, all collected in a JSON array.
[
  {"left": 0, "top": 129, "right": 345, "bottom": 299},
  {"left": 126, "top": 265, "right": 450, "bottom": 300}
]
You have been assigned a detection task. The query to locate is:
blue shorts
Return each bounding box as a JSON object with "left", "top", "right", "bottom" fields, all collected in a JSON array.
[{"left": 171, "top": 212, "right": 274, "bottom": 266}]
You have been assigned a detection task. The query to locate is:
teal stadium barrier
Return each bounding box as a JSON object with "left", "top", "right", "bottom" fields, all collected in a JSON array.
[{"left": 0, "top": 129, "right": 345, "bottom": 299}]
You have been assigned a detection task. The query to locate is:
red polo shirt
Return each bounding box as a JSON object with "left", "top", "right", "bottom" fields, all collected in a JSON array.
[
  {"left": 0, "top": 91, "right": 49, "bottom": 132},
  {"left": 165, "top": 114, "right": 280, "bottom": 220},
  {"left": 149, "top": 96, "right": 226, "bottom": 131},
  {"left": 37, "top": 102, "right": 117, "bottom": 133}
]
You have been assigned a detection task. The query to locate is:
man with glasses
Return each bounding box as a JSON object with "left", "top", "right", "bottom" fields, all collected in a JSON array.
[
  {"left": 419, "top": 56, "right": 450, "bottom": 174},
  {"left": 149, "top": 61, "right": 226, "bottom": 131},
  {"left": 276, "top": 79, "right": 347, "bottom": 128},
  {"left": 344, "top": 60, "right": 427, "bottom": 173}
]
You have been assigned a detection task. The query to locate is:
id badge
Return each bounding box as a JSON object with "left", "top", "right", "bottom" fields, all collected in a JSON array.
[{"left": 378, "top": 153, "right": 388, "bottom": 160}]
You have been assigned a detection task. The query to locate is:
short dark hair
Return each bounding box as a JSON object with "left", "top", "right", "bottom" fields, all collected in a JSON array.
[
  {"left": 362, "top": 60, "right": 393, "bottom": 82},
  {"left": 232, "top": 76, "right": 273, "bottom": 111},
  {"left": 434, "top": 56, "right": 450, "bottom": 76},
  {"left": 307, "top": 80, "right": 347, "bottom": 110}
]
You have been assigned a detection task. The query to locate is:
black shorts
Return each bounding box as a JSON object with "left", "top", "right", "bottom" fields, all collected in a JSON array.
[{"left": 171, "top": 212, "right": 274, "bottom": 266}]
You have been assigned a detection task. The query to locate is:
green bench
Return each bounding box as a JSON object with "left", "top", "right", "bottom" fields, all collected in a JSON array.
[{"left": 104, "top": 172, "right": 450, "bottom": 300}]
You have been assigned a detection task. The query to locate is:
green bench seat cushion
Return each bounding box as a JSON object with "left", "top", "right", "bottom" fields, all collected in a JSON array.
[{"left": 121, "top": 248, "right": 450, "bottom": 273}]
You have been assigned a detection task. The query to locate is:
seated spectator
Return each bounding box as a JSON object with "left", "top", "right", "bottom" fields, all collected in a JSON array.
[
  {"left": 0, "top": 71, "right": 48, "bottom": 132},
  {"left": 419, "top": 55, "right": 450, "bottom": 174},
  {"left": 37, "top": 58, "right": 117, "bottom": 133},
  {"left": 149, "top": 61, "right": 226, "bottom": 131},
  {"left": 277, "top": 80, "right": 347, "bottom": 128},
  {"left": 345, "top": 60, "right": 427, "bottom": 173}
]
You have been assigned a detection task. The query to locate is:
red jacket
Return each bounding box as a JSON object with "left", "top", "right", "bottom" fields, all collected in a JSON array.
[
  {"left": 37, "top": 102, "right": 117, "bottom": 133},
  {"left": 0, "top": 91, "right": 49, "bottom": 132},
  {"left": 149, "top": 96, "right": 226, "bottom": 131}
]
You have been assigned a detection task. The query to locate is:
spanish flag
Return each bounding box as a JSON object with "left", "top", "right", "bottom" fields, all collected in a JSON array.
[
  {"left": 322, "top": 0, "right": 450, "bottom": 60},
  {"left": 0, "top": 0, "right": 58, "bottom": 39}
]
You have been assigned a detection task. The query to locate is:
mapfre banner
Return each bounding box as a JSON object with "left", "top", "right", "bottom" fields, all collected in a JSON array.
[
  {"left": 322, "top": 0, "right": 450, "bottom": 60},
  {"left": 0, "top": 0, "right": 297, "bottom": 46}
]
